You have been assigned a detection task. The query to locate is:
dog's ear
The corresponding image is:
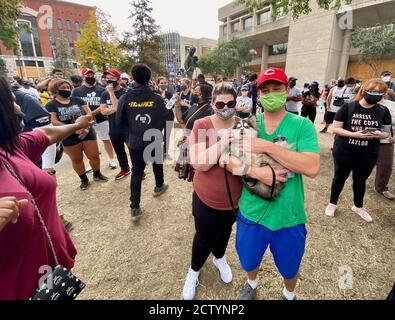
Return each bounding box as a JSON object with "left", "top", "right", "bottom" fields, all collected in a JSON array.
[{"left": 247, "top": 115, "right": 258, "bottom": 130}]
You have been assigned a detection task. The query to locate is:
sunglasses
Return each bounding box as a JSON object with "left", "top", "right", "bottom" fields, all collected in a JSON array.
[{"left": 215, "top": 101, "right": 236, "bottom": 109}]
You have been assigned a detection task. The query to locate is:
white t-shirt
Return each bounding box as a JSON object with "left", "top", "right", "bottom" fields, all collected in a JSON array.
[
  {"left": 329, "top": 86, "right": 348, "bottom": 113},
  {"left": 236, "top": 96, "right": 253, "bottom": 111},
  {"left": 285, "top": 87, "right": 302, "bottom": 113}
]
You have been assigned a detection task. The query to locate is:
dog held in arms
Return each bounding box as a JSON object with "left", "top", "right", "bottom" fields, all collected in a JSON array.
[{"left": 229, "top": 116, "right": 290, "bottom": 200}]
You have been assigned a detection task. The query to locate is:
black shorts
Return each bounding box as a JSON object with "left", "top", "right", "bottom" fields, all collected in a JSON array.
[
  {"left": 324, "top": 111, "right": 336, "bottom": 124},
  {"left": 62, "top": 128, "right": 97, "bottom": 147}
]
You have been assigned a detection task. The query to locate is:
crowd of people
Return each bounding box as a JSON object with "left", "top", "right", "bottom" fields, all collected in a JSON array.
[{"left": 0, "top": 63, "right": 394, "bottom": 300}]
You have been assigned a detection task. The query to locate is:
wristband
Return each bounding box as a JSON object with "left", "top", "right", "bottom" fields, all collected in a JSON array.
[{"left": 242, "top": 164, "right": 251, "bottom": 176}]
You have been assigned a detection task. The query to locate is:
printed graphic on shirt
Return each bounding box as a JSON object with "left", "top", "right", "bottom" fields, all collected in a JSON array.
[
  {"left": 57, "top": 105, "right": 85, "bottom": 122},
  {"left": 129, "top": 101, "right": 155, "bottom": 108},
  {"left": 82, "top": 91, "right": 101, "bottom": 108}
]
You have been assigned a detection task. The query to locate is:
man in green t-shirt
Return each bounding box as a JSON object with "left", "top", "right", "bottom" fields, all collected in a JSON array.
[{"left": 223, "top": 68, "right": 320, "bottom": 300}]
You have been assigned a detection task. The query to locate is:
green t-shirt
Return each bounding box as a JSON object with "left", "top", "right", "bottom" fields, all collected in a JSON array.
[{"left": 238, "top": 112, "right": 320, "bottom": 231}]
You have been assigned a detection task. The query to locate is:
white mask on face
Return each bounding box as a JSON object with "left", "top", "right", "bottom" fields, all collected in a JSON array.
[{"left": 382, "top": 76, "right": 391, "bottom": 82}]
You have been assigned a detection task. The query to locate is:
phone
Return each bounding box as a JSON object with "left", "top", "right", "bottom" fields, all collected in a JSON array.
[{"left": 364, "top": 128, "right": 377, "bottom": 133}]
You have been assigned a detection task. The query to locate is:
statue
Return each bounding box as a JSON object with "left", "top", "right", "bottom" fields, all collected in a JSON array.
[{"left": 184, "top": 47, "right": 198, "bottom": 80}]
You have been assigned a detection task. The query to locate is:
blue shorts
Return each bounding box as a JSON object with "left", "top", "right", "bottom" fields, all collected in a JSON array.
[{"left": 236, "top": 212, "right": 307, "bottom": 280}]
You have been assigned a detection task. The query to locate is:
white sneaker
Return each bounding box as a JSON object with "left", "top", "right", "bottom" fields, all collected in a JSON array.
[
  {"left": 352, "top": 206, "right": 373, "bottom": 223},
  {"left": 213, "top": 257, "right": 233, "bottom": 284},
  {"left": 325, "top": 204, "right": 337, "bottom": 217},
  {"left": 182, "top": 268, "right": 199, "bottom": 300},
  {"left": 109, "top": 159, "right": 117, "bottom": 170}
]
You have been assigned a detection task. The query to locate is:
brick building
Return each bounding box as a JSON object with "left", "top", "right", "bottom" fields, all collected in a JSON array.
[{"left": 0, "top": 0, "right": 95, "bottom": 79}]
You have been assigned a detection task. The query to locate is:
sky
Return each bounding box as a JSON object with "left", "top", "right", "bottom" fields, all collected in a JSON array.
[{"left": 63, "top": 0, "right": 232, "bottom": 39}]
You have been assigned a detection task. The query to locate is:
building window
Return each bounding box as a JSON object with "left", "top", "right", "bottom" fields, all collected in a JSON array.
[
  {"left": 57, "top": 19, "right": 64, "bottom": 41},
  {"left": 231, "top": 21, "right": 240, "bottom": 33},
  {"left": 243, "top": 17, "right": 253, "bottom": 30},
  {"left": 269, "top": 43, "right": 288, "bottom": 55},
  {"left": 17, "top": 17, "right": 42, "bottom": 57},
  {"left": 66, "top": 20, "right": 75, "bottom": 56},
  {"left": 258, "top": 10, "right": 270, "bottom": 25},
  {"left": 75, "top": 21, "right": 81, "bottom": 40},
  {"left": 223, "top": 25, "right": 228, "bottom": 36}
]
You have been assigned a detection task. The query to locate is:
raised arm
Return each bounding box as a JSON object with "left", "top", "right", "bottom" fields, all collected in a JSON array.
[{"left": 36, "top": 116, "right": 94, "bottom": 145}]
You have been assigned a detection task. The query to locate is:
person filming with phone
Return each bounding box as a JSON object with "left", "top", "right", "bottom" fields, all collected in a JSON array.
[{"left": 325, "top": 79, "right": 392, "bottom": 223}]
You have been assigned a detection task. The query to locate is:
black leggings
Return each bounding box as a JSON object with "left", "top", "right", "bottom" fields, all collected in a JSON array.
[
  {"left": 191, "top": 192, "right": 236, "bottom": 272},
  {"left": 301, "top": 106, "right": 317, "bottom": 123},
  {"left": 330, "top": 149, "right": 378, "bottom": 208}
]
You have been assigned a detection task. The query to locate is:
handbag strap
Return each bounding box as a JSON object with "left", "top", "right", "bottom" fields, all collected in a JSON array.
[
  {"left": 4, "top": 161, "right": 59, "bottom": 266},
  {"left": 185, "top": 104, "right": 208, "bottom": 129}
]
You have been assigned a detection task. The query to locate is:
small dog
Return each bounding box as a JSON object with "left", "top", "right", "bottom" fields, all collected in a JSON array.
[{"left": 229, "top": 116, "right": 287, "bottom": 200}]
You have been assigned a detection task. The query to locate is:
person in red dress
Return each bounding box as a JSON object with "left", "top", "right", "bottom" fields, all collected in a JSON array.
[{"left": 0, "top": 76, "right": 93, "bottom": 300}]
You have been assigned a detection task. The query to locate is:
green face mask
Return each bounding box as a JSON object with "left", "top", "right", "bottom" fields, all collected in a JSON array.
[{"left": 260, "top": 92, "right": 287, "bottom": 113}]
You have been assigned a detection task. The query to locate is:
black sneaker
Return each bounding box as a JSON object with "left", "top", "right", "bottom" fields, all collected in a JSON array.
[
  {"left": 153, "top": 183, "right": 169, "bottom": 197},
  {"left": 80, "top": 179, "right": 90, "bottom": 191},
  {"left": 131, "top": 207, "right": 142, "bottom": 222},
  {"left": 237, "top": 282, "right": 257, "bottom": 300},
  {"left": 93, "top": 172, "right": 109, "bottom": 182}
]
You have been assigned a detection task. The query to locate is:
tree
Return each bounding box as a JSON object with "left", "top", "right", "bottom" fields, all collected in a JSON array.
[
  {"left": 120, "top": 0, "right": 167, "bottom": 76},
  {"left": 76, "top": 9, "right": 124, "bottom": 72},
  {"left": 0, "top": 57, "right": 8, "bottom": 76},
  {"left": 53, "top": 37, "right": 75, "bottom": 78},
  {"left": 352, "top": 24, "right": 395, "bottom": 77},
  {"left": 236, "top": 0, "right": 352, "bottom": 20},
  {"left": 0, "top": 0, "right": 24, "bottom": 53},
  {"left": 198, "top": 38, "right": 255, "bottom": 78}
]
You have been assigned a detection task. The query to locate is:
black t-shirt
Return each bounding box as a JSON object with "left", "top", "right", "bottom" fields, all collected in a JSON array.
[
  {"left": 46, "top": 97, "right": 87, "bottom": 124},
  {"left": 179, "top": 91, "right": 197, "bottom": 114},
  {"left": 182, "top": 104, "right": 213, "bottom": 131},
  {"left": 13, "top": 90, "right": 51, "bottom": 131},
  {"left": 72, "top": 85, "right": 107, "bottom": 123},
  {"left": 100, "top": 88, "right": 127, "bottom": 134},
  {"left": 334, "top": 102, "right": 392, "bottom": 156}
]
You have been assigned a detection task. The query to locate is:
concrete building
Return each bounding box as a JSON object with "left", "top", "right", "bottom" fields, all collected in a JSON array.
[
  {"left": 0, "top": 0, "right": 95, "bottom": 79},
  {"left": 160, "top": 32, "right": 217, "bottom": 77},
  {"left": 218, "top": 0, "right": 395, "bottom": 86}
]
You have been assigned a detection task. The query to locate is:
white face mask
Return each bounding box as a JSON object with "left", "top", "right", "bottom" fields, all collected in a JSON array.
[{"left": 382, "top": 76, "right": 391, "bottom": 82}]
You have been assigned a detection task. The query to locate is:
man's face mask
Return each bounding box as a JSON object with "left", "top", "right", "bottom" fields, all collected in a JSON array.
[
  {"left": 85, "top": 77, "right": 96, "bottom": 86},
  {"left": 260, "top": 92, "right": 287, "bottom": 113}
]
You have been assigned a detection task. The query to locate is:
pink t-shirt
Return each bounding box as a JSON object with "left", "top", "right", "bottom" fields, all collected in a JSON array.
[
  {"left": 190, "top": 117, "right": 242, "bottom": 210},
  {"left": 0, "top": 130, "right": 77, "bottom": 300}
]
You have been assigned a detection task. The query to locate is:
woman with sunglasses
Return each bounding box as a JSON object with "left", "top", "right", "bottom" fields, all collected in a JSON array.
[
  {"left": 325, "top": 79, "right": 392, "bottom": 222},
  {"left": 182, "top": 83, "right": 243, "bottom": 300}
]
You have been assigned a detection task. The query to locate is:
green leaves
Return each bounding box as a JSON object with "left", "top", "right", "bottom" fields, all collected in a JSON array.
[
  {"left": 120, "top": 0, "right": 165, "bottom": 76},
  {"left": 0, "top": 57, "right": 7, "bottom": 76},
  {"left": 352, "top": 23, "right": 395, "bottom": 76},
  {"left": 236, "top": 0, "right": 352, "bottom": 20},
  {"left": 0, "top": 0, "right": 24, "bottom": 52},
  {"left": 199, "top": 38, "right": 254, "bottom": 77},
  {"left": 76, "top": 9, "right": 124, "bottom": 72}
]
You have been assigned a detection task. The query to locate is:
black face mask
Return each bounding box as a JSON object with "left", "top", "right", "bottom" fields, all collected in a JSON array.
[
  {"left": 181, "top": 85, "right": 188, "bottom": 91},
  {"left": 85, "top": 77, "right": 96, "bottom": 86},
  {"left": 289, "top": 81, "right": 296, "bottom": 88},
  {"left": 337, "top": 81, "right": 345, "bottom": 88},
  {"left": 58, "top": 90, "right": 72, "bottom": 99},
  {"left": 364, "top": 92, "right": 384, "bottom": 105},
  {"left": 108, "top": 80, "right": 119, "bottom": 87}
]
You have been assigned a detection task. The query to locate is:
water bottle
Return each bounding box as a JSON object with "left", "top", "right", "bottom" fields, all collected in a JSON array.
[
  {"left": 166, "top": 95, "right": 177, "bottom": 110},
  {"left": 274, "top": 135, "right": 295, "bottom": 179}
]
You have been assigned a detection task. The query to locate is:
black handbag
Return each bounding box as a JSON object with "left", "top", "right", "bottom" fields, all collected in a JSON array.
[{"left": 4, "top": 162, "right": 86, "bottom": 300}]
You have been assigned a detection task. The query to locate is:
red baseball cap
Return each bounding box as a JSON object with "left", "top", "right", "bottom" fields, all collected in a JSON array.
[
  {"left": 81, "top": 68, "right": 95, "bottom": 76},
  {"left": 257, "top": 67, "right": 288, "bottom": 88},
  {"left": 103, "top": 68, "right": 121, "bottom": 79}
]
